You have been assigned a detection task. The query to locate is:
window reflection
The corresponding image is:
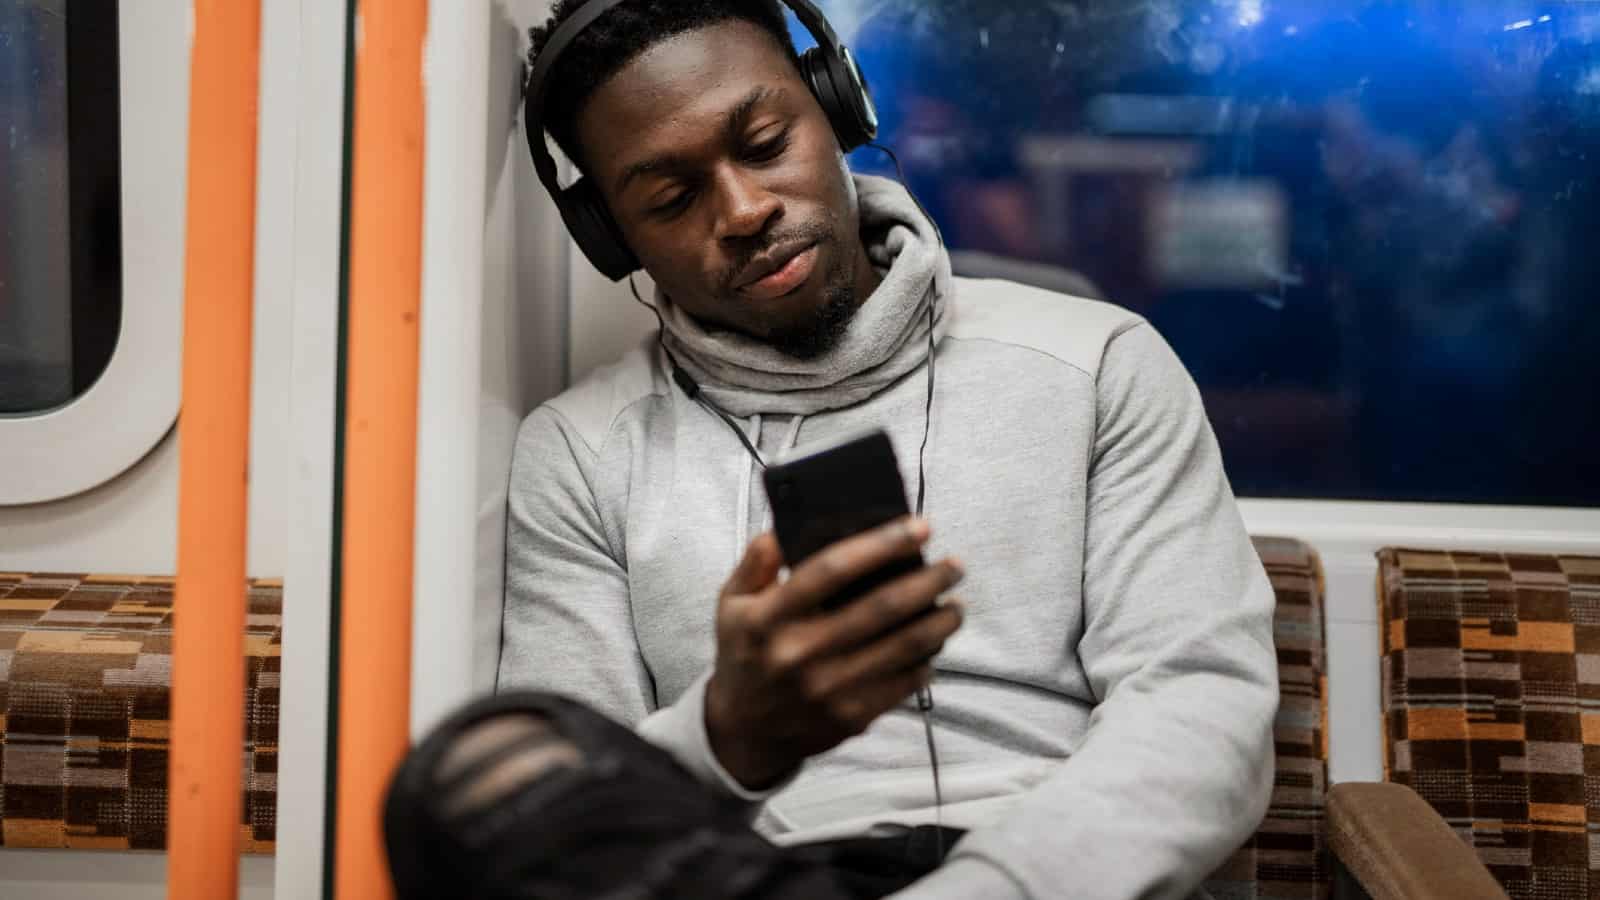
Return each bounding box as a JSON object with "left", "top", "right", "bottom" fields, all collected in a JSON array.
[
  {"left": 815, "top": 0, "right": 1600, "bottom": 506},
  {"left": 0, "top": 1, "right": 120, "bottom": 416}
]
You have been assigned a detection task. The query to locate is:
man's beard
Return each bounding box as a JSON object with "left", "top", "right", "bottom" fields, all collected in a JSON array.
[
  {"left": 766, "top": 277, "right": 858, "bottom": 359},
  {"left": 719, "top": 212, "right": 862, "bottom": 360}
]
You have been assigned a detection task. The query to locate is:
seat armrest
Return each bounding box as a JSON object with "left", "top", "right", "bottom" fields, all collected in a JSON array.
[{"left": 1327, "top": 783, "right": 1507, "bottom": 900}]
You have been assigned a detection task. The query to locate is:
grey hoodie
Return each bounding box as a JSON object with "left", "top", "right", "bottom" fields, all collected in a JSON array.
[{"left": 499, "top": 175, "right": 1278, "bottom": 899}]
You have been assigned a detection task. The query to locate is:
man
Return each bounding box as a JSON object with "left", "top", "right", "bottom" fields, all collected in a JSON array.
[{"left": 404, "top": 1, "right": 1278, "bottom": 897}]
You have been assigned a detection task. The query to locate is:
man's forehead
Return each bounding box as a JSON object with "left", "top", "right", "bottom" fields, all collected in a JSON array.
[{"left": 576, "top": 20, "right": 801, "bottom": 164}]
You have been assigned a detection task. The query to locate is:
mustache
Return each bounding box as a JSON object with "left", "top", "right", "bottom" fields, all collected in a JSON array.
[{"left": 719, "top": 221, "right": 833, "bottom": 294}]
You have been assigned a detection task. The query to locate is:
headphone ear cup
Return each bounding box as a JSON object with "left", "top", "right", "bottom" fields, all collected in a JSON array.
[
  {"left": 560, "top": 178, "right": 640, "bottom": 281},
  {"left": 801, "top": 46, "right": 878, "bottom": 152}
]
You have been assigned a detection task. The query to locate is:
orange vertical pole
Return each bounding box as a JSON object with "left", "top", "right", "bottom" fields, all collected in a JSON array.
[
  {"left": 168, "top": 2, "right": 261, "bottom": 899},
  {"left": 334, "top": 1, "right": 427, "bottom": 898}
]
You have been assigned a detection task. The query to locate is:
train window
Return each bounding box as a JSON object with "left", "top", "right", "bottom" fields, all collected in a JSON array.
[
  {"left": 0, "top": 1, "right": 121, "bottom": 415},
  {"left": 808, "top": 1, "right": 1600, "bottom": 507}
]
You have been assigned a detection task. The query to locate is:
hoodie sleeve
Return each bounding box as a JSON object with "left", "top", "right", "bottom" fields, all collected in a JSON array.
[
  {"left": 498, "top": 405, "right": 778, "bottom": 801},
  {"left": 897, "top": 322, "right": 1279, "bottom": 900}
]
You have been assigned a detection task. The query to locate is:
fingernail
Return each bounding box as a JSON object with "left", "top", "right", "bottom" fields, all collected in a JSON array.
[
  {"left": 904, "top": 517, "right": 930, "bottom": 541},
  {"left": 946, "top": 557, "right": 965, "bottom": 581}
]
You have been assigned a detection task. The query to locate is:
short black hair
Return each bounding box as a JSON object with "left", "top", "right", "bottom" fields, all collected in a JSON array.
[{"left": 526, "top": 0, "right": 801, "bottom": 168}]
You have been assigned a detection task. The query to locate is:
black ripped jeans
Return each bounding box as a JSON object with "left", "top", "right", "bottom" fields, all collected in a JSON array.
[{"left": 383, "top": 692, "right": 961, "bottom": 900}]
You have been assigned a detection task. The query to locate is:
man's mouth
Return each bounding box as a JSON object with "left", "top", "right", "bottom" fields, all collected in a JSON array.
[{"left": 734, "top": 241, "right": 820, "bottom": 302}]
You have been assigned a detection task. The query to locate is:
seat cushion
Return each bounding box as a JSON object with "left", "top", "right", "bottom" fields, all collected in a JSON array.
[
  {"left": 1205, "top": 537, "right": 1331, "bottom": 900},
  {"left": 0, "top": 573, "right": 280, "bottom": 851},
  {"left": 1379, "top": 547, "right": 1600, "bottom": 899}
]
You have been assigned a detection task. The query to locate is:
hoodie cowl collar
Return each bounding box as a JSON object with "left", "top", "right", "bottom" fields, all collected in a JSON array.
[{"left": 654, "top": 175, "right": 951, "bottom": 418}]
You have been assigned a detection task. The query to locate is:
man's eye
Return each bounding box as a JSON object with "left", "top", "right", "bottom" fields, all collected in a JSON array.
[
  {"left": 650, "top": 189, "right": 694, "bottom": 218},
  {"left": 746, "top": 129, "right": 791, "bottom": 162}
]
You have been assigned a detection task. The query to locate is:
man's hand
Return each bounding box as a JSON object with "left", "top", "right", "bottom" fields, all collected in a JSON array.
[{"left": 705, "top": 517, "right": 965, "bottom": 790}]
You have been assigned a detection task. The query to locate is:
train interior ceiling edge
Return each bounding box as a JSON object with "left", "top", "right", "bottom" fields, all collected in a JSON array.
[{"left": 1, "top": 0, "right": 1598, "bottom": 898}]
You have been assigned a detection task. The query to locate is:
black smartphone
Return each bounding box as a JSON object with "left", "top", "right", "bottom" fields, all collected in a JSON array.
[{"left": 763, "top": 428, "right": 923, "bottom": 610}]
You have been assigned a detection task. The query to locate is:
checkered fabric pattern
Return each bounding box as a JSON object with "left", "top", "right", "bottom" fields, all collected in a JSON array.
[
  {"left": 1380, "top": 548, "right": 1600, "bottom": 900},
  {"left": 0, "top": 573, "right": 280, "bottom": 851},
  {"left": 1204, "top": 536, "right": 1331, "bottom": 900}
]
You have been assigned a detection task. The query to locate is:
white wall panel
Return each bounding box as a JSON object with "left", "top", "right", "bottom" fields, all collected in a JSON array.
[
  {"left": 0, "top": 0, "right": 291, "bottom": 579},
  {"left": 274, "top": 0, "right": 348, "bottom": 894}
]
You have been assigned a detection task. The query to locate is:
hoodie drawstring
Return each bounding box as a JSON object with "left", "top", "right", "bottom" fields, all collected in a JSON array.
[
  {"left": 734, "top": 414, "right": 762, "bottom": 565},
  {"left": 734, "top": 414, "right": 807, "bottom": 563}
]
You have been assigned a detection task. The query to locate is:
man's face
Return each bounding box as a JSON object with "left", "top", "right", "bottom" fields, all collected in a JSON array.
[{"left": 574, "top": 20, "right": 871, "bottom": 358}]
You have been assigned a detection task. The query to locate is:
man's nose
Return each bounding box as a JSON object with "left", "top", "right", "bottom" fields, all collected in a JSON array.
[{"left": 713, "top": 167, "right": 782, "bottom": 245}]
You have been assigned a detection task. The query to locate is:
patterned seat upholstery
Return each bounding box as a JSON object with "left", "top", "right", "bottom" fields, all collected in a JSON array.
[
  {"left": 1205, "top": 536, "right": 1331, "bottom": 900},
  {"left": 0, "top": 573, "right": 280, "bottom": 851},
  {"left": 1380, "top": 548, "right": 1600, "bottom": 899}
]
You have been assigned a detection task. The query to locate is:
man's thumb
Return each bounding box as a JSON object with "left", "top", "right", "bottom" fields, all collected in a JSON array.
[{"left": 726, "top": 532, "right": 783, "bottom": 595}]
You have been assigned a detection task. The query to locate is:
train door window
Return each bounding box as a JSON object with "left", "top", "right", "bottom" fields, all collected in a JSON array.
[
  {"left": 0, "top": 0, "right": 120, "bottom": 415},
  {"left": 809, "top": 0, "right": 1600, "bottom": 507}
]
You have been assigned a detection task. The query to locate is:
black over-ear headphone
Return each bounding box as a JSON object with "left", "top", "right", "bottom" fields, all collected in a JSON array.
[{"left": 523, "top": 0, "right": 880, "bottom": 281}]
